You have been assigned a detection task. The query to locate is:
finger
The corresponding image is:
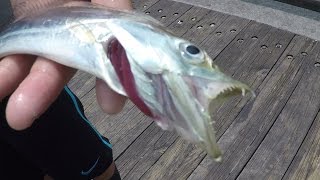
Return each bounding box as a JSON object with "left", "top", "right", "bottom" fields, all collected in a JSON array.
[
  {"left": 92, "top": 0, "right": 133, "bottom": 10},
  {"left": 11, "top": 0, "right": 77, "bottom": 18},
  {"left": 6, "top": 57, "right": 76, "bottom": 130},
  {"left": 95, "top": 78, "right": 126, "bottom": 114},
  {"left": 92, "top": 0, "right": 131, "bottom": 114},
  {"left": 0, "top": 55, "right": 35, "bottom": 99}
]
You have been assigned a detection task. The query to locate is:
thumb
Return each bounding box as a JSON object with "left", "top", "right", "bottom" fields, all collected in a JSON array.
[{"left": 11, "top": 0, "right": 77, "bottom": 18}]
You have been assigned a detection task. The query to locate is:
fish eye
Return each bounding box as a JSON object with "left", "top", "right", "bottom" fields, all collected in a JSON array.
[
  {"left": 180, "top": 43, "right": 205, "bottom": 64},
  {"left": 186, "top": 45, "right": 200, "bottom": 55}
]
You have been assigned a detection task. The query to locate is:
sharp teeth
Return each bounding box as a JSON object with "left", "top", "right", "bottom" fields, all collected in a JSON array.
[
  {"left": 228, "top": 86, "right": 235, "bottom": 92},
  {"left": 217, "top": 85, "right": 245, "bottom": 97}
]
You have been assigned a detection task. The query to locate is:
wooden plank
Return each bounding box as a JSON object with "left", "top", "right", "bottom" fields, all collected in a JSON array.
[
  {"left": 69, "top": 74, "right": 152, "bottom": 159},
  {"left": 213, "top": 25, "right": 294, "bottom": 138},
  {"left": 282, "top": 82, "right": 320, "bottom": 179},
  {"left": 181, "top": 11, "right": 229, "bottom": 44},
  {"left": 74, "top": 84, "right": 154, "bottom": 160},
  {"left": 140, "top": 137, "right": 206, "bottom": 180},
  {"left": 133, "top": 0, "right": 160, "bottom": 11},
  {"left": 188, "top": 35, "right": 317, "bottom": 180},
  {"left": 83, "top": 97, "right": 153, "bottom": 159},
  {"left": 140, "top": 22, "right": 294, "bottom": 180},
  {"left": 199, "top": 15, "right": 250, "bottom": 58},
  {"left": 78, "top": 88, "right": 97, "bottom": 111},
  {"left": 142, "top": 0, "right": 192, "bottom": 26},
  {"left": 238, "top": 43, "right": 320, "bottom": 179},
  {"left": 116, "top": 123, "right": 177, "bottom": 179},
  {"left": 166, "top": 6, "right": 211, "bottom": 37},
  {"left": 68, "top": 71, "right": 95, "bottom": 99}
]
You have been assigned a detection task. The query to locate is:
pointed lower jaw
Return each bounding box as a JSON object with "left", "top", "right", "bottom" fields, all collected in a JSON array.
[{"left": 198, "top": 120, "right": 223, "bottom": 162}]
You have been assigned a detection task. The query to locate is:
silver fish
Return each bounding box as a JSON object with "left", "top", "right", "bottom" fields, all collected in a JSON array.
[{"left": 0, "top": 2, "right": 253, "bottom": 161}]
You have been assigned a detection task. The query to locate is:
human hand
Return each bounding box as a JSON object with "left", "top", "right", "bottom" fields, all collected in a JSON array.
[{"left": 1, "top": 0, "right": 131, "bottom": 130}]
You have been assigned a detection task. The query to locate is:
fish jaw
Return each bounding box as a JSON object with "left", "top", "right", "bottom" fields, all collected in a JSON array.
[{"left": 159, "top": 71, "right": 253, "bottom": 161}]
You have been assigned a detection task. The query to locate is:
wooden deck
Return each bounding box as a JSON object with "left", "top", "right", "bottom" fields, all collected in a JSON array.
[{"left": 68, "top": 0, "right": 320, "bottom": 179}]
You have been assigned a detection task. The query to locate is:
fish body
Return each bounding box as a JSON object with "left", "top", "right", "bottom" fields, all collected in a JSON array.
[{"left": 0, "top": 2, "right": 252, "bottom": 161}]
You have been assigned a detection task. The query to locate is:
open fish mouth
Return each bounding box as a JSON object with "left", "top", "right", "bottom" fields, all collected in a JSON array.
[
  {"left": 207, "top": 81, "right": 252, "bottom": 112},
  {"left": 206, "top": 83, "right": 252, "bottom": 161},
  {"left": 180, "top": 75, "right": 253, "bottom": 161}
]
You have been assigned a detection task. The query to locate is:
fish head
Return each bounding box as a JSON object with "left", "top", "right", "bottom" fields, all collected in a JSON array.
[
  {"left": 152, "top": 38, "right": 253, "bottom": 161},
  {"left": 107, "top": 14, "right": 253, "bottom": 161}
]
